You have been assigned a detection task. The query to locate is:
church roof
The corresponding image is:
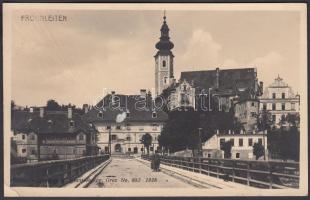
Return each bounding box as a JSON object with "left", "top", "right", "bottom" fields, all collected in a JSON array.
[
  {"left": 83, "top": 93, "right": 168, "bottom": 123},
  {"left": 155, "top": 14, "right": 174, "bottom": 54},
  {"left": 180, "top": 68, "right": 257, "bottom": 93}
]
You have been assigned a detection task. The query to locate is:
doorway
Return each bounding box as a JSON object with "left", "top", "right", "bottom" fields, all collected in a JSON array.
[{"left": 115, "top": 144, "right": 122, "bottom": 152}]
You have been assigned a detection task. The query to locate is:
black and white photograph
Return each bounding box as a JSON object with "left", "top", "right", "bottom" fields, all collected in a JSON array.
[{"left": 3, "top": 3, "right": 307, "bottom": 197}]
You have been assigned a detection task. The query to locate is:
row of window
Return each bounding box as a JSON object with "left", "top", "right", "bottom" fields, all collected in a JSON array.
[
  {"left": 98, "top": 112, "right": 158, "bottom": 118},
  {"left": 21, "top": 148, "right": 36, "bottom": 155},
  {"left": 20, "top": 134, "right": 35, "bottom": 140},
  {"left": 104, "top": 146, "right": 156, "bottom": 153},
  {"left": 272, "top": 92, "right": 286, "bottom": 99},
  {"left": 220, "top": 138, "right": 263, "bottom": 147},
  {"left": 111, "top": 134, "right": 157, "bottom": 141},
  {"left": 104, "top": 124, "right": 159, "bottom": 131},
  {"left": 46, "top": 120, "right": 75, "bottom": 127},
  {"left": 20, "top": 134, "right": 84, "bottom": 141},
  {"left": 262, "top": 102, "right": 296, "bottom": 111}
]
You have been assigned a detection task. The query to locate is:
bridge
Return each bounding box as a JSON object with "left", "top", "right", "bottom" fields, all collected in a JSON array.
[{"left": 11, "top": 154, "right": 299, "bottom": 189}]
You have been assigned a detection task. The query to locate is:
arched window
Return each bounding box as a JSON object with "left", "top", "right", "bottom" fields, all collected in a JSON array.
[{"left": 162, "top": 60, "right": 166, "bottom": 67}]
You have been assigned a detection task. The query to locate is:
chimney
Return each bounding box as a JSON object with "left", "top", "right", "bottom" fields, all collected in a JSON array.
[
  {"left": 215, "top": 67, "right": 220, "bottom": 89},
  {"left": 29, "top": 107, "right": 34, "bottom": 113},
  {"left": 39, "top": 107, "right": 44, "bottom": 118},
  {"left": 68, "top": 107, "right": 72, "bottom": 119},
  {"left": 140, "top": 89, "right": 147, "bottom": 97}
]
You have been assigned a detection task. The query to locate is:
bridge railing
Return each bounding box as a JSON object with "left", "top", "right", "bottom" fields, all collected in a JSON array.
[
  {"left": 11, "top": 154, "right": 110, "bottom": 187},
  {"left": 142, "top": 155, "right": 299, "bottom": 189}
]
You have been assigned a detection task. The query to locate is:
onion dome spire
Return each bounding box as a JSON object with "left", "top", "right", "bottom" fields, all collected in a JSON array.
[{"left": 155, "top": 11, "right": 174, "bottom": 52}]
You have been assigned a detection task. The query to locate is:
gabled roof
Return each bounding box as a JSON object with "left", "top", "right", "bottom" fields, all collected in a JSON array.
[
  {"left": 11, "top": 110, "right": 95, "bottom": 135},
  {"left": 83, "top": 93, "right": 168, "bottom": 123}
]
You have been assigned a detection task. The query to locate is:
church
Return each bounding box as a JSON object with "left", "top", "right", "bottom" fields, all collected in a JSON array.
[
  {"left": 84, "top": 13, "right": 265, "bottom": 156},
  {"left": 154, "top": 14, "right": 263, "bottom": 133}
]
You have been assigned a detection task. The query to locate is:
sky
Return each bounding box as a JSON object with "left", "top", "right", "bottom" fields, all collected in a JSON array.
[{"left": 10, "top": 8, "right": 303, "bottom": 107}]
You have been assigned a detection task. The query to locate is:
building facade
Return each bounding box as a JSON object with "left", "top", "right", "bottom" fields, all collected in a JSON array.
[
  {"left": 233, "top": 92, "right": 260, "bottom": 133},
  {"left": 11, "top": 108, "right": 98, "bottom": 162},
  {"left": 83, "top": 90, "right": 168, "bottom": 155},
  {"left": 259, "top": 75, "right": 300, "bottom": 126},
  {"left": 155, "top": 15, "right": 175, "bottom": 97},
  {"left": 202, "top": 130, "right": 268, "bottom": 160}
]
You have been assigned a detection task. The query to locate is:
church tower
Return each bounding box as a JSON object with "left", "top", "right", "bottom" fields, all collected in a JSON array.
[{"left": 155, "top": 13, "right": 174, "bottom": 97}]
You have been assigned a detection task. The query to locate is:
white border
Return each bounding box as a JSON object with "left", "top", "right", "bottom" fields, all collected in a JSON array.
[{"left": 3, "top": 3, "right": 308, "bottom": 197}]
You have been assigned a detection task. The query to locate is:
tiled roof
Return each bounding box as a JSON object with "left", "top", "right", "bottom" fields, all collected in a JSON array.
[
  {"left": 11, "top": 111, "right": 35, "bottom": 132},
  {"left": 11, "top": 110, "right": 95, "bottom": 134},
  {"left": 83, "top": 94, "right": 168, "bottom": 123},
  {"left": 180, "top": 68, "right": 257, "bottom": 92}
]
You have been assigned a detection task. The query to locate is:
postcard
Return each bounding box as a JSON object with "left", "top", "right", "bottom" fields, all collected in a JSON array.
[{"left": 3, "top": 3, "right": 308, "bottom": 197}]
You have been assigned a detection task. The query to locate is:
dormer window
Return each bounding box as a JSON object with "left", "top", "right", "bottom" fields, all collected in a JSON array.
[
  {"left": 48, "top": 120, "right": 53, "bottom": 125},
  {"left": 183, "top": 84, "right": 187, "bottom": 91},
  {"left": 98, "top": 111, "right": 103, "bottom": 118},
  {"left": 152, "top": 111, "right": 157, "bottom": 118},
  {"left": 126, "top": 111, "right": 130, "bottom": 118},
  {"left": 69, "top": 120, "right": 75, "bottom": 127}
]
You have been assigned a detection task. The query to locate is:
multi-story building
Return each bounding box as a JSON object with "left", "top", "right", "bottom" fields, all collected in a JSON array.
[
  {"left": 83, "top": 90, "right": 168, "bottom": 155},
  {"left": 202, "top": 130, "right": 268, "bottom": 160},
  {"left": 11, "top": 110, "right": 38, "bottom": 163},
  {"left": 259, "top": 75, "right": 300, "bottom": 126},
  {"left": 233, "top": 91, "right": 260, "bottom": 133},
  {"left": 11, "top": 107, "right": 98, "bottom": 162}
]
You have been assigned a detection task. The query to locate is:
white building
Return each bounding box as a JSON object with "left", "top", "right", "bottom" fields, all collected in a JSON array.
[
  {"left": 202, "top": 130, "right": 268, "bottom": 160},
  {"left": 259, "top": 75, "right": 300, "bottom": 126},
  {"left": 83, "top": 90, "right": 168, "bottom": 155}
]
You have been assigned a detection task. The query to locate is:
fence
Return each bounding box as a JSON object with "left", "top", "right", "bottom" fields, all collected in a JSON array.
[
  {"left": 142, "top": 155, "right": 299, "bottom": 189},
  {"left": 11, "top": 154, "right": 110, "bottom": 187}
]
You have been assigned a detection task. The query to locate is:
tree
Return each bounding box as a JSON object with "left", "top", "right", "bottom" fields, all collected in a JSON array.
[
  {"left": 220, "top": 141, "right": 232, "bottom": 159},
  {"left": 279, "top": 114, "right": 287, "bottom": 129},
  {"left": 286, "top": 113, "right": 300, "bottom": 128},
  {"left": 159, "top": 110, "right": 236, "bottom": 154},
  {"left": 268, "top": 124, "right": 300, "bottom": 161},
  {"left": 46, "top": 99, "right": 61, "bottom": 111},
  {"left": 141, "top": 133, "right": 152, "bottom": 155},
  {"left": 257, "top": 110, "right": 273, "bottom": 132},
  {"left": 253, "top": 142, "right": 264, "bottom": 160}
]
